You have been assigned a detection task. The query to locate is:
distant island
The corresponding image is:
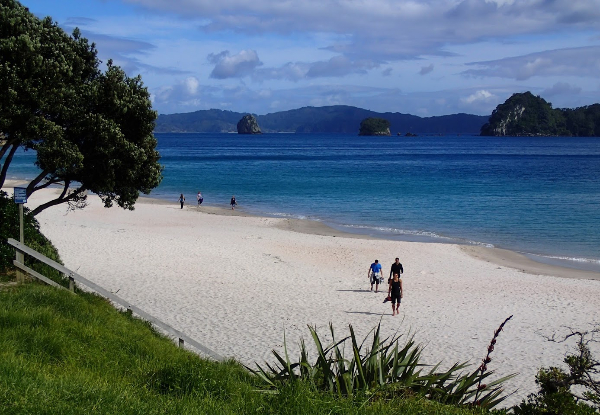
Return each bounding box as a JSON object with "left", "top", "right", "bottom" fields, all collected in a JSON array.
[
  {"left": 359, "top": 117, "right": 391, "bottom": 136},
  {"left": 481, "top": 92, "right": 600, "bottom": 137},
  {"left": 155, "top": 105, "right": 488, "bottom": 135},
  {"left": 237, "top": 114, "right": 262, "bottom": 134}
]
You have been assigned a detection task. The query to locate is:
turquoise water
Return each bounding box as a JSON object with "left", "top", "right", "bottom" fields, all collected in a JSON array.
[{"left": 6, "top": 133, "right": 600, "bottom": 272}]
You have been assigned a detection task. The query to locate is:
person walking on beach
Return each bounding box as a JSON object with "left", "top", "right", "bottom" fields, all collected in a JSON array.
[
  {"left": 388, "top": 273, "right": 403, "bottom": 316},
  {"left": 178, "top": 193, "right": 185, "bottom": 209},
  {"left": 368, "top": 259, "right": 383, "bottom": 292},
  {"left": 230, "top": 195, "right": 237, "bottom": 210},
  {"left": 389, "top": 257, "right": 404, "bottom": 282},
  {"left": 197, "top": 191, "right": 203, "bottom": 205}
]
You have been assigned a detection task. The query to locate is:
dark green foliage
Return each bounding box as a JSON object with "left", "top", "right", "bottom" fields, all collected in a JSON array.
[
  {"left": 481, "top": 92, "right": 600, "bottom": 137},
  {"left": 513, "top": 329, "right": 599, "bottom": 414},
  {"left": 250, "top": 322, "right": 514, "bottom": 410},
  {"left": 0, "top": 0, "right": 162, "bottom": 215},
  {"left": 358, "top": 118, "right": 391, "bottom": 136},
  {"left": 155, "top": 105, "right": 489, "bottom": 134},
  {"left": 0, "top": 191, "right": 63, "bottom": 282}
]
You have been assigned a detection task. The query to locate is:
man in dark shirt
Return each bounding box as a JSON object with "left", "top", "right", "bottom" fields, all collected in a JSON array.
[{"left": 389, "top": 257, "right": 403, "bottom": 281}]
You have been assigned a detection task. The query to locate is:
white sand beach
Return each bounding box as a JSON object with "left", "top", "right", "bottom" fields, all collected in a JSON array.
[{"left": 5, "top": 181, "right": 600, "bottom": 406}]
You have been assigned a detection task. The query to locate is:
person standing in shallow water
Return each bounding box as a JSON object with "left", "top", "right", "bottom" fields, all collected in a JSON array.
[
  {"left": 178, "top": 193, "right": 185, "bottom": 209},
  {"left": 388, "top": 273, "right": 403, "bottom": 316},
  {"left": 230, "top": 195, "right": 236, "bottom": 210},
  {"left": 197, "top": 191, "right": 203, "bottom": 205}
]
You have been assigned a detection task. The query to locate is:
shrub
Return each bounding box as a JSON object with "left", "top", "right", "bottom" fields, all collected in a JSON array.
[
  {"left": 513, "top": 327, "right": 599, "bottom": 414},
  {"left": 250, "top": 318, "right": 515, "bottom": 410},
  {"left": 0, "top": 190, "right": 63, "bottom": 283}
]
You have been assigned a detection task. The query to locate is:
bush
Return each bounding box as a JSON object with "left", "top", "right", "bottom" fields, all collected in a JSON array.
[
  {"left": 513, "top": 328, "right": 599, "bottom": 414},
  {"left": 0, "top": 190, "right": 63, "bottom": 283}
]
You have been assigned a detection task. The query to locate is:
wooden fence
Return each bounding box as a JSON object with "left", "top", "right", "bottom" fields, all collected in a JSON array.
[{"left": 8, "top": 238, "right": 223, "bottom": 361}]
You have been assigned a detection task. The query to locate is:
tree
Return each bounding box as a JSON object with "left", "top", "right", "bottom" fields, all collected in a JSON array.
[{"left": 0, "top": 0, "right": 162, "bottom": 215}]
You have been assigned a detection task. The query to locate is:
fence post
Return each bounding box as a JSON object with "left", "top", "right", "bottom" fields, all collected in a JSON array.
[
  {"left": 179, "top": 338, "right": 184, "bottom": 348},
  {"left": 15, "top": 204, "right": 25, "bottom": 283}
]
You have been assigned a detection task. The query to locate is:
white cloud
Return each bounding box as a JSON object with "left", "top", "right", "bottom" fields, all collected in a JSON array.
[
  {"left": 463, "top": 46, "right": 600, "bottom": 80},
  {"left": 252, "top": 56, "right": 379, "bottom": 81},
  {"left": 43, "top": 0, "right": 600, "bottom": 116},
  {"left": 123, "top": 0, "right": 600, "bottom": 63},
  {"left": 184, "top": 77, "right": 200, "bottom": 95},
  {"left": 208, "top": 50, "right": 262, "bottom": 79},
  {"left": 541, "top": 82, "right": 582, "bottom": 97},
  {"left": 461, "top": 90, "right": 495, "bottom": 104}
]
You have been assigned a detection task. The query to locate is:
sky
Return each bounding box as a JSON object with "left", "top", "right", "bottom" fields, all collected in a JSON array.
[{"left": 22, "top": 0, "right": 600, "bottom": 117}]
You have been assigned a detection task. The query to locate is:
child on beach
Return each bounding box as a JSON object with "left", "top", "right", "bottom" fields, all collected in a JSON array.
[
  {"left": 230, "top": 195, "right": 236, "bottom": 210},
  {"left": 388, "top": 273, "right": 403, "bottom": 315},
  {"left": 197, "top": 191, "right": 203, "bottom": 205},
  {"left": 178, "top": 194, "right": 185, "bottom": 209}
]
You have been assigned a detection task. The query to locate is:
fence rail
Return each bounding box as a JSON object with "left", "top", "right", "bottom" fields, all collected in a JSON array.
[{"left": 8, "top": 238, "right": 223, "bottom": 362}]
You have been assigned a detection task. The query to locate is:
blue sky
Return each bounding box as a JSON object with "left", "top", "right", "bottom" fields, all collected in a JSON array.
[{"left": 22, "top": 0, "right": 600, "bottom": 116}]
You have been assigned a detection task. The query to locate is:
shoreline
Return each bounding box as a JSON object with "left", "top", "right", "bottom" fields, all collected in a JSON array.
[
  {"left": 5, "top": 180, "right": 599, "bottom": 282},
  {"left": 140, "top": 194, "right": 600, "bottom": 277},
  {"left": 135, "top": 194, "right": 600, "bottom": 281}
]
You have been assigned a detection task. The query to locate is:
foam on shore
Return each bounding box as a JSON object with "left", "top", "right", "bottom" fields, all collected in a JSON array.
[{"left": 4, "top": 181, "right": 600, "bottom": 407}]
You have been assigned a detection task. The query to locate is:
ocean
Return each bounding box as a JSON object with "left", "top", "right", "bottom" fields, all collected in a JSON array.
[{"left": 7, "top": 133, "right": 600, "bottom": 272}]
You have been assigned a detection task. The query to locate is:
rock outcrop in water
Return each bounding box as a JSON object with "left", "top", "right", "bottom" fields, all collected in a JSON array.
[
  {"left": 237, "top": 114, "right": 262, "bottom": 134},
  {"left": 358, "top": 117, "right": 391, "bottom": 136}
]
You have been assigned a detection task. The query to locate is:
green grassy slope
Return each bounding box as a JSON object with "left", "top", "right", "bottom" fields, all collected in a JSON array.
[{"left": 0, "top": 282, "right": 489, "bottom": 414}]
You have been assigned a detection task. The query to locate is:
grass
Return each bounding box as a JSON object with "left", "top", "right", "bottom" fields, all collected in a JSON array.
[{"left": 0, "top": 280, "right": 495, "bottom": 414}]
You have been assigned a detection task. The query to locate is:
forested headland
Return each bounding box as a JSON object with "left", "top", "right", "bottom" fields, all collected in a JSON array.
[{"left": 481, "top": 92, "right": 600, "bottom": 137}]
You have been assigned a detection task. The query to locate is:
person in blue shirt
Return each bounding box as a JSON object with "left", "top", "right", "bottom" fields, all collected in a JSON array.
[{"left": 368, "top": 259, "right": 383, "bottom": 292}]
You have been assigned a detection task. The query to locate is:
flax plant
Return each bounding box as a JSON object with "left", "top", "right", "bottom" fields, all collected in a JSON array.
[{"left": 250, "top": 319, "right": 515, "bottom": 410}]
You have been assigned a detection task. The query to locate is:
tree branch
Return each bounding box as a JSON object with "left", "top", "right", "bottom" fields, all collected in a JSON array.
[
  {"left": 30, "top": 184, "right": 87, "bottom": 216},
  {"left": 0, "top": 143, "right": 18, "bottom": 189},
  {"left": 32, "top": 178, "right": 63, "bottom": 192},
  {"left": 0, "top": 136, "right": 19, "bottom": 160},
  {"left": 26, "top": 169, "right": 53, "bottom": 195}
]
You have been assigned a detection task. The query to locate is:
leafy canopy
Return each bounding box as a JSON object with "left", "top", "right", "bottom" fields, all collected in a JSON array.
[{"left": 0, "top": 0, "right": 162, "bottom": 215}]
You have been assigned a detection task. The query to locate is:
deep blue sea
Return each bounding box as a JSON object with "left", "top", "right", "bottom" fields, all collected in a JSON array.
[{"left": 7, "top": 133, "right": 600, "bottom": 272}]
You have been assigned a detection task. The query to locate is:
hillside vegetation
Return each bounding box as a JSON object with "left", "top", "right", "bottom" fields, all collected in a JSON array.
[
  {"left": 481, "top": 92, "right": 600, "bottom": 136},
  {"left": 155, "top": 105, "right": 488, "bottom": 134}
]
